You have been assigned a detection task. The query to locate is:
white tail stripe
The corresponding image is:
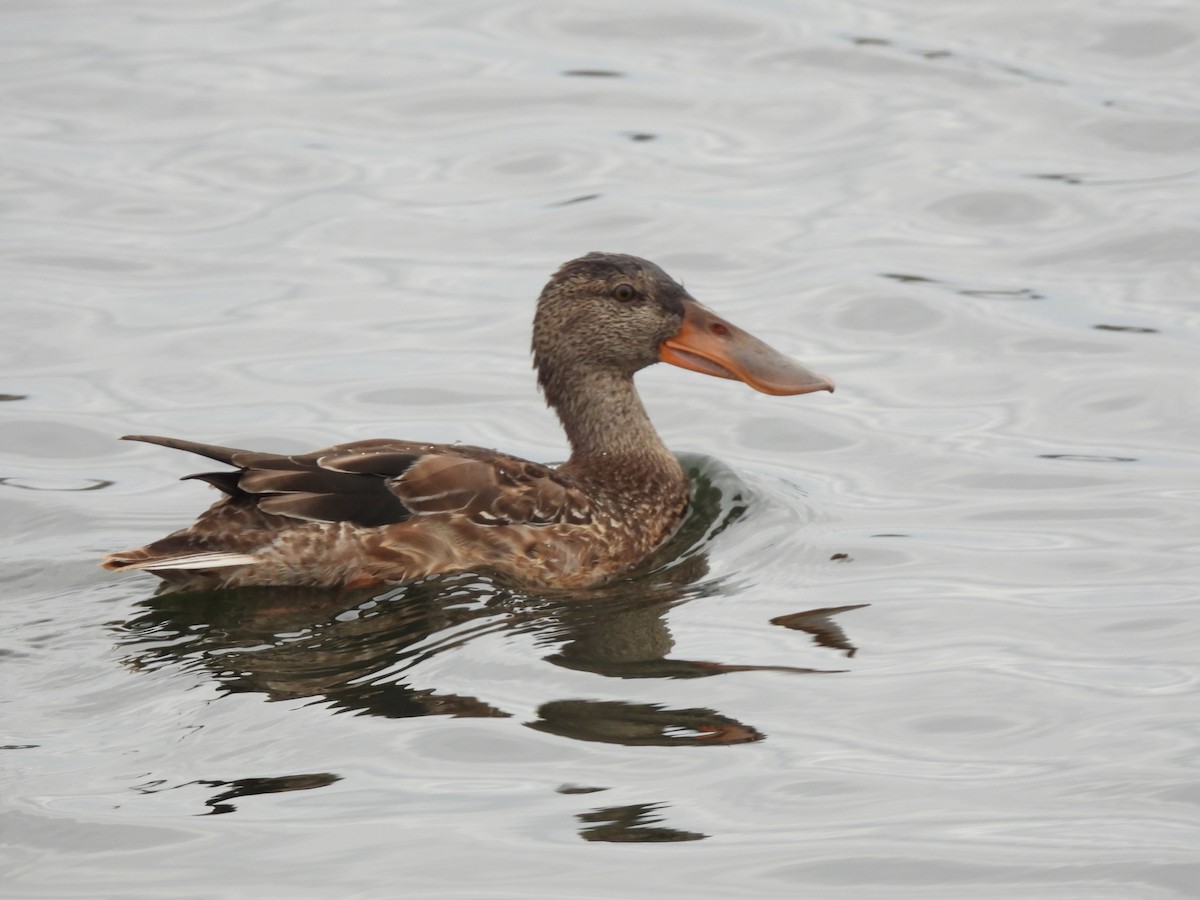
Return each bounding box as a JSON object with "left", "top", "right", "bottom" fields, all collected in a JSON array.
[{"left": 127, "top": 552, "right": 259, "bottom": 571}]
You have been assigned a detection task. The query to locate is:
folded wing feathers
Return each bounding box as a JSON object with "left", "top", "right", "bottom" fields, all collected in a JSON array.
[
  {"left": 130, "top": 436, "right": 593, "bottom": 530},
  {"left": 317, "top": 447, "right": 429, "bottom": 476},
  {"left": 257, "top": 490, "right": 408, "bottom": 527},
  {"left": 394, "top": 454, "right": 592, "bottom": 526},
  {"left": 238, "top": 466, "right": 384, "bottom": 496}
]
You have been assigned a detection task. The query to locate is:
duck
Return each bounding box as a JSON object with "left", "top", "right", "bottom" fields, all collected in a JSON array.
[{"left": 102, "top": 253, "right": 833, "bottom": 591}]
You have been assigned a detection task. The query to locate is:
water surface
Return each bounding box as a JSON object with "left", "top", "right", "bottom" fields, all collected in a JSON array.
[{"left": 2, "top": 1, "right": 1199, "bottom": 897}]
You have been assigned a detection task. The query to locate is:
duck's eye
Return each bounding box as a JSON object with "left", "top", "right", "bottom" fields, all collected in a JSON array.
[{"left": 613, "top": 283, "right": 636, "bottom": 302}]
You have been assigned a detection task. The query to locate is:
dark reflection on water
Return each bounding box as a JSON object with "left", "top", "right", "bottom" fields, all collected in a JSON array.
[
  {"left": 578, "top": 802, "right": 706, "bottom": 843},
  {"left": 546, "top": 192, "right": 601, "bottom": 207},
  {"left": 848, "top": 32, "right": 1068, "bottom": 85},
  {"left": 1029, "top": 172, "right": 1086, "bottom": 184},
  {"left": 0, "top": 476, "right": 115, "bottom": 492},
  {"left": 113, "top": 457, "right": 861, "bottom": 752},
  {"left": 959, "top": 287, "right": 1044, "bottom": 301},
  {"left": 1038, "top": 453, "right": 1138, "bottom": 463},
  {"left": 119, "top": 579, "right": 517, "bottom": 720},
  {"left": 771, "top": 604, "right": 868, "bottom": 658},
  {"left": 529, "top": 700, "right": 762, "bottom": 747},
  {"left": 137, "top": 773, "right": 340, "bottom": 816},
  {"left": 561, "top": 68, "right": 624, "bottom": 78},
  {"left": 880, "top": 271, "right": 1045, "bottom": 301},
  {"left": 1093, "top": 324, "right": 1158, "bottom": 333}
]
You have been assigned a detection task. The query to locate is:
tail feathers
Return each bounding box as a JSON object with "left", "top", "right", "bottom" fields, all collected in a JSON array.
[
  {"left": 122, "top": 435, "right": 251, "bottom": 467},
  {"left": 102, "top": 550, "right": 259, "bottom": 572}
]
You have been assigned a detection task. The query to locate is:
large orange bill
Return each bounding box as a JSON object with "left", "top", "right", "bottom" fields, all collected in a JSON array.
[{"left": 659, "top": 299, "right": 834, "bottom": 396}]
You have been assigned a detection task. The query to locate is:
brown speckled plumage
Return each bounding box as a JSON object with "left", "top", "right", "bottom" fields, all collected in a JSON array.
[{"left": 103, "top": 253, "right": 833, "bottom": 591}]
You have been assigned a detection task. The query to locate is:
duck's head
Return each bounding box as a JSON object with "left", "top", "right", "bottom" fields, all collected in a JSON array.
[{"left": 532, "top": 252, "right": 834, "bottom": 401}]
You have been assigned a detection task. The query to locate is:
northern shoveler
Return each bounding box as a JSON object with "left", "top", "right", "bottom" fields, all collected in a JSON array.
[{"left": 102, "top": 253, "right": 833, "bottom": 590}]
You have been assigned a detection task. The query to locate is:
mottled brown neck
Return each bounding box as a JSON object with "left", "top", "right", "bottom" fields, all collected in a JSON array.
[{"left": 548, "top": 368, "right": 685, "bottom": 489}]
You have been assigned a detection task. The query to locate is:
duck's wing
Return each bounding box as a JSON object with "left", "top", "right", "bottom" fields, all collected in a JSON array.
[{"left": 120, "top": 434, "right": 593, "bottom": 529}]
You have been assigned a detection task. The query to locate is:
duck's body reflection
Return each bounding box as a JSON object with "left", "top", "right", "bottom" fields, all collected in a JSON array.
[{"left": 116, "top": 457, "right": 864, "bottom": 746}]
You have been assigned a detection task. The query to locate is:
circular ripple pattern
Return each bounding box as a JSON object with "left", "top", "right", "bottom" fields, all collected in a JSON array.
[{"left": 2, "top": 0, "right": 1198, "bottom": 897}]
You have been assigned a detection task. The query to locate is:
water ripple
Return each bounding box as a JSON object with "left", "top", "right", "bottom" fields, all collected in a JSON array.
[{"left": 3, "top": 0, "right": 1198, "bottom": 895}]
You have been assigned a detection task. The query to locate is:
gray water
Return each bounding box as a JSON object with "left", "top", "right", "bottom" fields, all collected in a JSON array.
[{"left": 2, "top": 1, "right": 1199, "bottom": 897}]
